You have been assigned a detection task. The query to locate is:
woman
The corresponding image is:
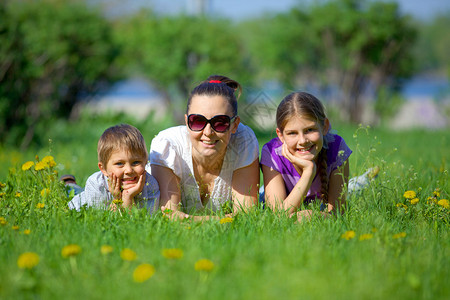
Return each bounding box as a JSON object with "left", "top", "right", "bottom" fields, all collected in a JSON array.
[{"left": 149, "top": 75, "right": 260, "bottom": 220}]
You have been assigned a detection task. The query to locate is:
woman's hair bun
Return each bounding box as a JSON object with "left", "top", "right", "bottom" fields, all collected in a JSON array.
[{"left": 206, "top": 75, "right": 241, "bottom": 98}]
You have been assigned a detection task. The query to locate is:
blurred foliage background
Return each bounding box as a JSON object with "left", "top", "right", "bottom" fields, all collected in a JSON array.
[{"left": 0, "top": 0, "right": 449, "bottom": 170}]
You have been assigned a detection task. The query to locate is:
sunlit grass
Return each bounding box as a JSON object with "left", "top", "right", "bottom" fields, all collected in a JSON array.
[{"left": 0, "top": 113, "right": 449, "bottom": 299}]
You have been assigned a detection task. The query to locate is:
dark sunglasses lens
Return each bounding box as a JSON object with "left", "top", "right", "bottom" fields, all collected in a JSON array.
[
  {"left": 188, "top": 115, "right": 207, "bottom": 131},
  {"left": 211, "top": 116, "right": 231, "bottom": 132}
]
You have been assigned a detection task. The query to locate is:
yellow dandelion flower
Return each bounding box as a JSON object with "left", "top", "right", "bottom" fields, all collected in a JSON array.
[
  {"left": 426, "top": 196, "right": 436, "bottom": 204},
  {"left": 194, "top": 259, "right": 215, "bottom": 272},
  {"left": 433, "top": 189, "right": 440, "bottom": 198},
  {"left": 15, "top": 192, "right": 21, "bottom": 197},
  {"left": 36, "top": 203, "right": 45, "bottom": 209},
  {"left": 23, "top": 229, "right": 31, "bottom": 235},
  {"left": 341, "top": 230, "right": 355, "bottom": 240},
  {"left": 403, "top": 190, "right": 416, "bottom": 199},
  {"left": 21, "top": 161, "right": 34, "bottom": 171},
  {"left": 61, "top": 244, "right": 82, "bottom": 258},
  {"left": 12, "top": 225, "right": 20, "bottom": 230},
  {"left": 0, "top": 217, "right": 8, "bottom": 225},
  {"left": 0, "top": 182, "right": 5, "bottom": 189},
  {"left": 396, "top": 203, "right": 408, "bottom": 210},
  {"left": 120, "top": 248, "right": 137, "bottom": 261},
  {"left": 393, "top": 232, "right": 407, "bottom": 239},
  {"left": 35, "top": 161, "right": 46, "bottom": 171},
  {"left": 410, "top": 198, "right": 419, "bottom": 205},
  {"left": 133, "top": 264, "right": 155, "bottom": 283},
  {"left": 437, "top": 199, "right": 449, "bottom": 209},
  {"left": 41, "top": 156, "right": 56, "bottom": 168},
  {"left": 219, "top": 217, "right": 233, "bottom": 224},
  {"left": 40, "top": 188, "right": 50, "bottom": 198},
  {"left": 359, "top": 234, "right": 374, "bottom": 241},
  {"left": 0, "top": 192, "right": 5, "bottom": 198},
  {"left": 161, "top": 248, "right": 184, "bottom": 259},
  {"left": 17, "top": 252, "right": 40, "bottom": 269},
  {"left": 100, "top": 245, "right": 114, "bottom": 255}
]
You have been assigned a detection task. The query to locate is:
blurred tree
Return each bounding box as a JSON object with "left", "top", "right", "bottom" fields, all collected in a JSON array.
[
  {"left": 414, "top": 13, "right": 450, "bottom": 77},
  {"left": 0, "top": 0, "right": 120, "bottom": 148},
  {"left": 243, "top": 0, "right": 416, "bottom": 123},
  {"left": 113, "top": 11, "right": 251, "bottom": 122}
]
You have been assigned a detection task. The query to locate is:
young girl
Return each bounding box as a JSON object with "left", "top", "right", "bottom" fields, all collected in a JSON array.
[{"left": 260, "top": 91, "right": 351, "bottom": 222}]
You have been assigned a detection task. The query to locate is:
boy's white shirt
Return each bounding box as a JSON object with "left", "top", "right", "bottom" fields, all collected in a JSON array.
[{"left": 68, "top": 170, "right": 160, "bottom": 214}]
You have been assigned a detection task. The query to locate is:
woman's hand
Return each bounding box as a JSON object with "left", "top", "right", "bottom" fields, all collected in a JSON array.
[
  {"left": 161, "top": 206, "right": 189, "bottom": 220},
  {"left": 161, "top": 200, "right": 189, "bottom": 220},
  {"left": 281, "top": 142, "right": 316, "bottom": 176},
  {"left": 292, "top": 210, "right": 332, "bottom": 223}
]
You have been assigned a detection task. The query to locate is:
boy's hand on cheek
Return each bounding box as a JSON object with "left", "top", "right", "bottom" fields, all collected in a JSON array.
[
  {"left": 108, "top": 173, "right": 122, "bottom": 200},
  {"left": 122, "top": 173, "right": 146, "bottom": 207}
]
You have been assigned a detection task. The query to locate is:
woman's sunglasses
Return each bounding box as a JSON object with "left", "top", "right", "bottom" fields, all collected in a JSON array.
[{"left": 187, "top": 114, "right": 237, "bottom": 133}]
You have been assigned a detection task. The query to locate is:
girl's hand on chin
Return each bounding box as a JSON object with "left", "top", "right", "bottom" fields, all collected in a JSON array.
[{"left": 282, "top": 143, "right": 316, "bottom": 174}]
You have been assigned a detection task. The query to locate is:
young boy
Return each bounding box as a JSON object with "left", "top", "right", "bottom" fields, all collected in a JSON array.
[{"left": 68, "top": 124, "right": 160, "bottom": 214}]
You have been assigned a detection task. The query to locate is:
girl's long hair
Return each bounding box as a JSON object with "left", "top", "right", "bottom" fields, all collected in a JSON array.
[{"left": 276, "top": 91, "right": 329, "bottom": 203}]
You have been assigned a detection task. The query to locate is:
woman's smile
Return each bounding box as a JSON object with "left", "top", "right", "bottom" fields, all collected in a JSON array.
[
  {"left": 201, "top": 139, "right": 218, "bottom": 147},
  {"left": 186, "top": 94, "right": 239, "bottom": 160}
]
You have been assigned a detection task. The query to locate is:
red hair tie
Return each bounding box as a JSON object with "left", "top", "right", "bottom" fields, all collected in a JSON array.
[{"left": 209, "top": 80, "right": 222, "bottom": 83}]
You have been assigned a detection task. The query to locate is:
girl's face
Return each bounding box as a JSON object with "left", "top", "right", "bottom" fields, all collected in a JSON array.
[
  {"left": 186, "top": 94, "right": 239, "bottom": 161},
  {"left": 276, "top": 115, "right": 329, "bottom": 162}
]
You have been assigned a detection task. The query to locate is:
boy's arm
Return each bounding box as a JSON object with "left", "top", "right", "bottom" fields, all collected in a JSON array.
[
  {"left": 140, "top": 172, "right": 160, "bottom": 214},
  {"left": 68, "top": 172, "right": 111, "bottom": 210}
]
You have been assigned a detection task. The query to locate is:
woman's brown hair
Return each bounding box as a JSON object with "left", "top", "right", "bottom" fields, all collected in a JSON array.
[{"left": 186, "top": 75, "right": 242, "bottom": 116}]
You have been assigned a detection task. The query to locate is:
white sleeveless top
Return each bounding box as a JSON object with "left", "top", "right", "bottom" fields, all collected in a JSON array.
[{"left": 148, "top": 123, "right": 259, "bottom": 213}]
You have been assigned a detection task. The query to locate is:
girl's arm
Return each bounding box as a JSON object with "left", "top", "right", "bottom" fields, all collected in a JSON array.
[
  {"left": 326, "top": 159, "right": 349, "bottom": 214},
  {"left": 231, "top": 158, "right": 260, "bottom": 213},
  {"left": 262, "top": 164, "right": 315, "bottom": 215}
]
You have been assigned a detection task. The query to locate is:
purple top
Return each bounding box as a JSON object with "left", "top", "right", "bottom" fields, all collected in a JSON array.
[{"left": 260, "top": 133, "right": 352, "bottom": 202}]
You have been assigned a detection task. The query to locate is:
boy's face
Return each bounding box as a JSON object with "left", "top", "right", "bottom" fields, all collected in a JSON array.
[{"left": 98, "top": 148, "right": 146, "bottom": 189}]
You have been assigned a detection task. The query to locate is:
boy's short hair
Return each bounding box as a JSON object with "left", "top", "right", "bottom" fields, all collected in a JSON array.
[{"left": 97, "top": 124, "right": 148, "bottom": 166}]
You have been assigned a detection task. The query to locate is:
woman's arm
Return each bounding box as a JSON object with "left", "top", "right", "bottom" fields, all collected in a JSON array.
[
  {"left": 326, "top": 159, "right": 349, "bottom": 214},
  {"left": 231, "top": 158, "right": 260, "bottom": 213},
  {"left": 262, "top": 164, "right": 315, "bottom": 215},
  {"left": 150, "top": 164, "right": 183, "bottom": 213},
  {"left": 151, "top": 164, "right": 229, "bottom": 222}
]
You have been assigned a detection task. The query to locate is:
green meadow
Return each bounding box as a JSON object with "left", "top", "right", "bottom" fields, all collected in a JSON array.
[{"left": 0, "top": 111, "right": 449, "bottom": 300}]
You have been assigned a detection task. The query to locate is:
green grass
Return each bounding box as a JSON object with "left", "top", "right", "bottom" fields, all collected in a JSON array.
[{"left": 0, "top": 112, "right": 449, "bottom": 299}]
